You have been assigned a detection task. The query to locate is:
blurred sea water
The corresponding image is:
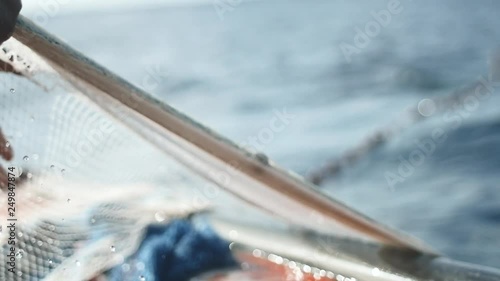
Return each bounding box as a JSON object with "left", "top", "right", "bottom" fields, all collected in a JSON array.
[{"left": 38, "top": 0, "right": 500, "bottom": 268}]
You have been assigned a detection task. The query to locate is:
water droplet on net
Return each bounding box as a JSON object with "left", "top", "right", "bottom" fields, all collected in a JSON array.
[
  {"left": 5, "top": 142, "right": 10, "bottom": 148},
  {"left": 15, "top": 250, "right": 24, "bottom": 259},
  {"left": 254, "top": 153, "right": 270, "bottom": 165},
  {"left": 110, "top": 246, "right": 116, "bottom": 252},
  {"left": 23, "top": 156, "right": 29, "bottom": 161},
  {"left": 139, "top": 276, "right": 146, "bottom": 281},
  {"left": 154, "top": 212, "right": 166, "bottom": 222},
  {"left": 229, "top": 230, "right": 238, "bottom": 239},
  {"left": 417, "top": 98, "right": 436, "bottom": 117},
  {"left": 67, "top": 198, "right": 71, "bottom": 203},
  {"left": 10, "top": 88, "right": 15, "bottom": 94}
]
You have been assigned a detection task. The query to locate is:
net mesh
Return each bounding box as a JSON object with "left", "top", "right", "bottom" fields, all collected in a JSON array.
[
  {"left": 0, "top": 36, "right": 220, "bottom": 280},
  {"left": 0, "top": 17, "right": 428, "bottom": 281}
]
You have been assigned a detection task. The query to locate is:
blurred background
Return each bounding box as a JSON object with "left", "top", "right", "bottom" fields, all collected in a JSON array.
[{"left": 22, "top": 0, "right": 500, "bottom": 268}]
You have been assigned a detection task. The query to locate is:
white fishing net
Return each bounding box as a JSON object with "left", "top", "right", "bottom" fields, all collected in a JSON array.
[{"left": 0, "top": 35, "right": 219, "bottom": 280}]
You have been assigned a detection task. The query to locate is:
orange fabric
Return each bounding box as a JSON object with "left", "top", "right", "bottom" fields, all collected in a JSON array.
[{"left": 204, "top": 254, "right": 335, "bottom": 281}]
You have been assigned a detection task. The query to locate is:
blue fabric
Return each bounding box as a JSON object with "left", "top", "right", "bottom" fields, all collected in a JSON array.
[{"left": 108, "top": 219, "right": 237, "bottom": 281}]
